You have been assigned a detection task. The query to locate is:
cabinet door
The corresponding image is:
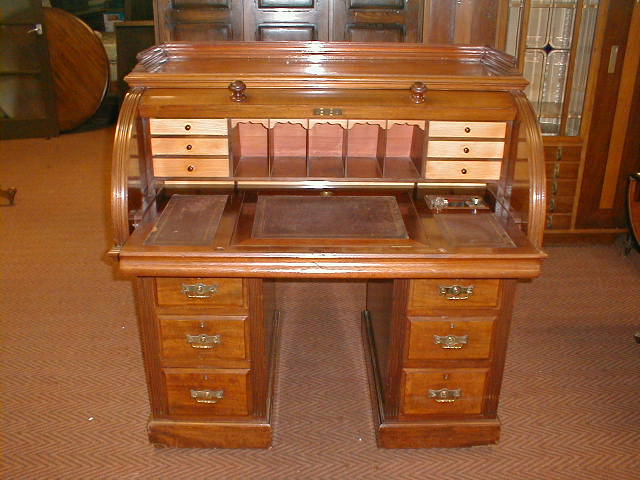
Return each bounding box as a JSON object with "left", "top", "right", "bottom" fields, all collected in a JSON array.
[
  {"left": 243, "top": 0, "right": 329, "bottom": 41},
  {"left": 331, "top": 0, "right": 422, "bottom": 42},
  {"left": 0, "top": 0, "right": 58, "bottom": 139},
  {"left": 576, "top": 0, "right": 640, "bottom": 229},
  {"left": 155, "top": 0, "right": 244, "bottom": 42}
]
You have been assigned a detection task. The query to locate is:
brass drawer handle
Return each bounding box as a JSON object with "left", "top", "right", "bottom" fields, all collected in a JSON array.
[
  {"left": 181, "top": 282, "right": 219, "bottom": 298},
  {"left": 428, "top": 387, "right": 461, "bottom": 403},
  {"left": 186, "top": 334, "right": 221, "bottom": 349},
  {"left": 190, "top": 389, "right": 224, "bottom": 404},
  {"left": 433, "top": 334, "right": 469, "bottom": 349},
  {"left": 439, "top": 284, "right": 474, "bottom": 300}
]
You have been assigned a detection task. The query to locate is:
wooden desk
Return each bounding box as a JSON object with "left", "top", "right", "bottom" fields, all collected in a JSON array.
[{"left": 110, "top": 42, "right": 546, "bottom": 449}]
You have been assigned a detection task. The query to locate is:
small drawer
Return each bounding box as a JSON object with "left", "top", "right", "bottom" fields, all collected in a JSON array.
[
  {"left": 425, "top": 160, "right": 502, "bottom": 180},
  {"left": 407, "top": 316, "right": 495, "bottom": 360},
  {"left": 153, "top": 157, "right": 230, "bottom": 177},
  {"left": 429, "top": 121, "right": 506, "bottom": 138},
  {"left": 408, "top": 279, "right": 500, "bottom": 312},
  {"left": 149, "top": 118, "right": 228, "bottom": 136},
  {"left": 427, "top": 141, "right": 504, "bottom": 158},
  {"left": 151, "top": 137, "right": 229, "bottom": 156},
  {"left": 159, "top": 315, "right": 248, "bottom": 364},
  {"left": 402, "top": 368, "right": 488, "bottom": 415},
  {"left": 164, "top": 368, "right": 250, "bottom": 417},
  {"left": 156, "top": 278, "right": 245, "bottom": 310}
]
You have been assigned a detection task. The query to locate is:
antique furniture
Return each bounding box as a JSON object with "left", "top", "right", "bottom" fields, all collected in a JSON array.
[
  {"left": 0, "top": 0, "right": 58, "bottom": 139},
  {"left": 505, "top": 0, "right": 640, "bottom": 242},
  {"left": 152, "top": 0, "right": 507, "bottom": 45},
  {"left": 110, "top": 42, "right": 546, "bottom": 449}
]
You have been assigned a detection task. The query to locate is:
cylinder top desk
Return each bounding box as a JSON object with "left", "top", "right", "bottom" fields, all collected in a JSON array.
[{"left": 110, "top": 42, "right": 546, "bottom": 449}]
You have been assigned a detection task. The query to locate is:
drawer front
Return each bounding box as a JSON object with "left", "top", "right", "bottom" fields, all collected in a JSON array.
[
  {"left": 407, "top": 317, "right": 495, "bottom": 360},
  {"left": 402, "top": 368, "right": 488, "bottom": 415},
  {"left": 408, "top": 279, "right": 500, "bottom": 312},
  {"left": 151, "top": 137, "right": 229, "bottom": 156},
  {"left": 150, "top": 118, "right": 228, "bottom": 136},
  {"left": 164, "top": 369, "right": 250, "bottom": 417},
  {"left": 156, "top": 278, "right": 245, "bottom": 309},
  {"left": 153, "top": 157, "right": 230, "bottom": 177},
  {"left": 425, "top": 160, "right": 502, "bottom": 180},
  {"left": 429, "top": 121, "right": 506, "bottom": 138},
  {"left": 159, "top": 315, "right": 248, "bottom": 364},
  {"left": 426, "top": 141, "right": 504, "bottom": 159}
]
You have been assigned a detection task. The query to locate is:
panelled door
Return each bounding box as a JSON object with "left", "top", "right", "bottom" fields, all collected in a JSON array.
[
  {"left": 331, "top": 0, "right": 423, "bottom": 42},
  {"left": 0, "top": 0, "right": 58, "bottom": 139},
  {"left": 243, "top": 0, "right": 330, "bottom": 41}
]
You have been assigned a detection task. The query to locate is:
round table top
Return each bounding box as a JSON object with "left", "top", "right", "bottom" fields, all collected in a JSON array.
[{"left": 44, "top": 7, "right": 110, "bottom": 132}]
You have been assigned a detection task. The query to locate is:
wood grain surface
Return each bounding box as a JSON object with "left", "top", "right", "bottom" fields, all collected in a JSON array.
[{"left": 43, "top": 8, "right": 109, "bottom": 131}]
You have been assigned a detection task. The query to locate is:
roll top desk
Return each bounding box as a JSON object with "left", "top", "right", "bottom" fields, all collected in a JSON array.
[{"left": 110, "top": 42, "right": 546, "bottom": 449}]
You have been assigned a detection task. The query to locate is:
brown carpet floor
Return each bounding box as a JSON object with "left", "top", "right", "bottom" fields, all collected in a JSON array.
[{"left": 1, "top": 128, "right": 639, "bottom": 479}]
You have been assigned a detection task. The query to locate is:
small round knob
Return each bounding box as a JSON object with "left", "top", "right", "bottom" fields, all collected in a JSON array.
[
  {"left": 187, "top": 165, "right": 195, "bottom": 172},
  {"left": 464, "top": 126, "right": 471, "bottom": 133},
  {"left": 229, "top": 80, "right": 247, "bottom": 102},
  {"left": 185, "top": 124, "right": 191, "bottom": 131},
  {"left": 463, "top": 147, "right": 470, "bottom": 154},
  {"left": 186, "top": 144, "right": 193, "bottom": 150},
  {"left": 410, "top": 82, "right": 427, "bottom": 104},
  {"left": 461, "top": 168, "right": 468, "bottom": 174}
]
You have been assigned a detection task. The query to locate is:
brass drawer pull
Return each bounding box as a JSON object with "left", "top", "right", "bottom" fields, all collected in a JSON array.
[
  {"left": 190, "top": 389, "right": 224, "bottom": 404},
  {"left": 433, "top": 334, "right": 469, "bottom": 349},
  {"left": 186, "top": 334, "right": 221, "bottom": 349},
  {"left": 181, "top": 282, "right": 219, "bottom": 298},
  {"left": 439, "top": 284, "right": 474, "bottom": 300},
  {"left": 428, "top": 387, "right": 461, "bottom": 403}
]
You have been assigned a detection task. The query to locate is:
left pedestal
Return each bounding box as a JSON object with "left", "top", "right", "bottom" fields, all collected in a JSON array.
[{"left": 134, "top": 277, "right": 278, "bottom": 449}]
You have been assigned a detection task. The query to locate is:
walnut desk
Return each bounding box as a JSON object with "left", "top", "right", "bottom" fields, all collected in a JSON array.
[{"left": 110, "top": 42, "right": 547, "bottom": 449}]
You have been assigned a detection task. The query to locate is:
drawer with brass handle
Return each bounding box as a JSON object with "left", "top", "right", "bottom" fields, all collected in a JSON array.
[
  {"left": 401, "top": 368, "right": 488, "bottom": 415},
  {"left": 156, "top": 278, "right": 246, "bottom": 311},
  {"left": 407, "top": 316, "right": 495, "bottom": 361},
  {"left": 153, "top": 157, "right": 230, "bottom": 178},
  {"left": 151, "top": 137, "right": 229, "bottom": 156},
  {"left": 408, "top": 279, "right": 501, "bottom": 312},
  {"left": 428, "top": 121, "right": 507, "bottom": 138},
  {"left": 163, "top": 368, "right": 250, "bottom": 417},
  {"left": 149, "top": 118, "right": 228, "bottom": 136},
  {"left": 159, "top": 315, "right": 249, "bottom": 365},
  {"left": 426, "top": 140, "right": 504, "bottom": 158}
]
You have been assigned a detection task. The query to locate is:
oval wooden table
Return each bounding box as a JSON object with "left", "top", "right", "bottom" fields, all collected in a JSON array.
[{"left": 43, "top": 7, "right": 110, "bottom": 132}]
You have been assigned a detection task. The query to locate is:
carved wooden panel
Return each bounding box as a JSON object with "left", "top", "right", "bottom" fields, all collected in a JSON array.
[
  {"left": 156, "top": 0, "right": 243, "bottom": 42},
  {"left": 244, "top": 0, "right": 328, "bottom": 41},
  {"left": 332, "top": 0, "right": 422, "bottom": 42}
]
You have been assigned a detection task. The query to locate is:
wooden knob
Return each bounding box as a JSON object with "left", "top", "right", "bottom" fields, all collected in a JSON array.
[
  {"left": 461, "top": 168, "right": 468, "bottom": 174},
  {"left": 185, "top": 124, "right": 191, "bottom": 131},
  {"left": 187, "top": 165, "right": 195, "bottom": 172},
  {"left": 229, "top": 80, "right": 247, "bottom": 102},
  {"left": 410, "top": 82, "right": 427, "bottom": 104},
  {"left": 186, "top": 144, "right": 193, "bottom": 150},
  {"left": 463, "top": 147, "right": 470, "bottom": 154},
  {"left": 464, "top": 126, "right": 471, "bottom": 133}
]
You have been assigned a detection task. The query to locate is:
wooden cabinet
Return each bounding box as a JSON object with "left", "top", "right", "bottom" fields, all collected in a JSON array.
[
  {"left": 111, "top": 43, "right": 546, "bottom": 449},
  {"left": 152, "top": 0, "right": 510, "bottom": 44},
  {"left": 506, "top": 0, "right": 640, "bottom": 241}
]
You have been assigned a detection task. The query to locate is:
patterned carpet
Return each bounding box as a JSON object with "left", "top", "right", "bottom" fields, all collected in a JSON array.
[{"left": 1, "top": 128, "right": 639, "bottom": 479}]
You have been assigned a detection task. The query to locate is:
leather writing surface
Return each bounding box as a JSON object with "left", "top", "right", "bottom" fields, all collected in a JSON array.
[
  {"left": 145, "top": 195, "right": 227, "bottom": 246},
  {"left": 252, "top": 195, "right": 408, "bottom": 239}
]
